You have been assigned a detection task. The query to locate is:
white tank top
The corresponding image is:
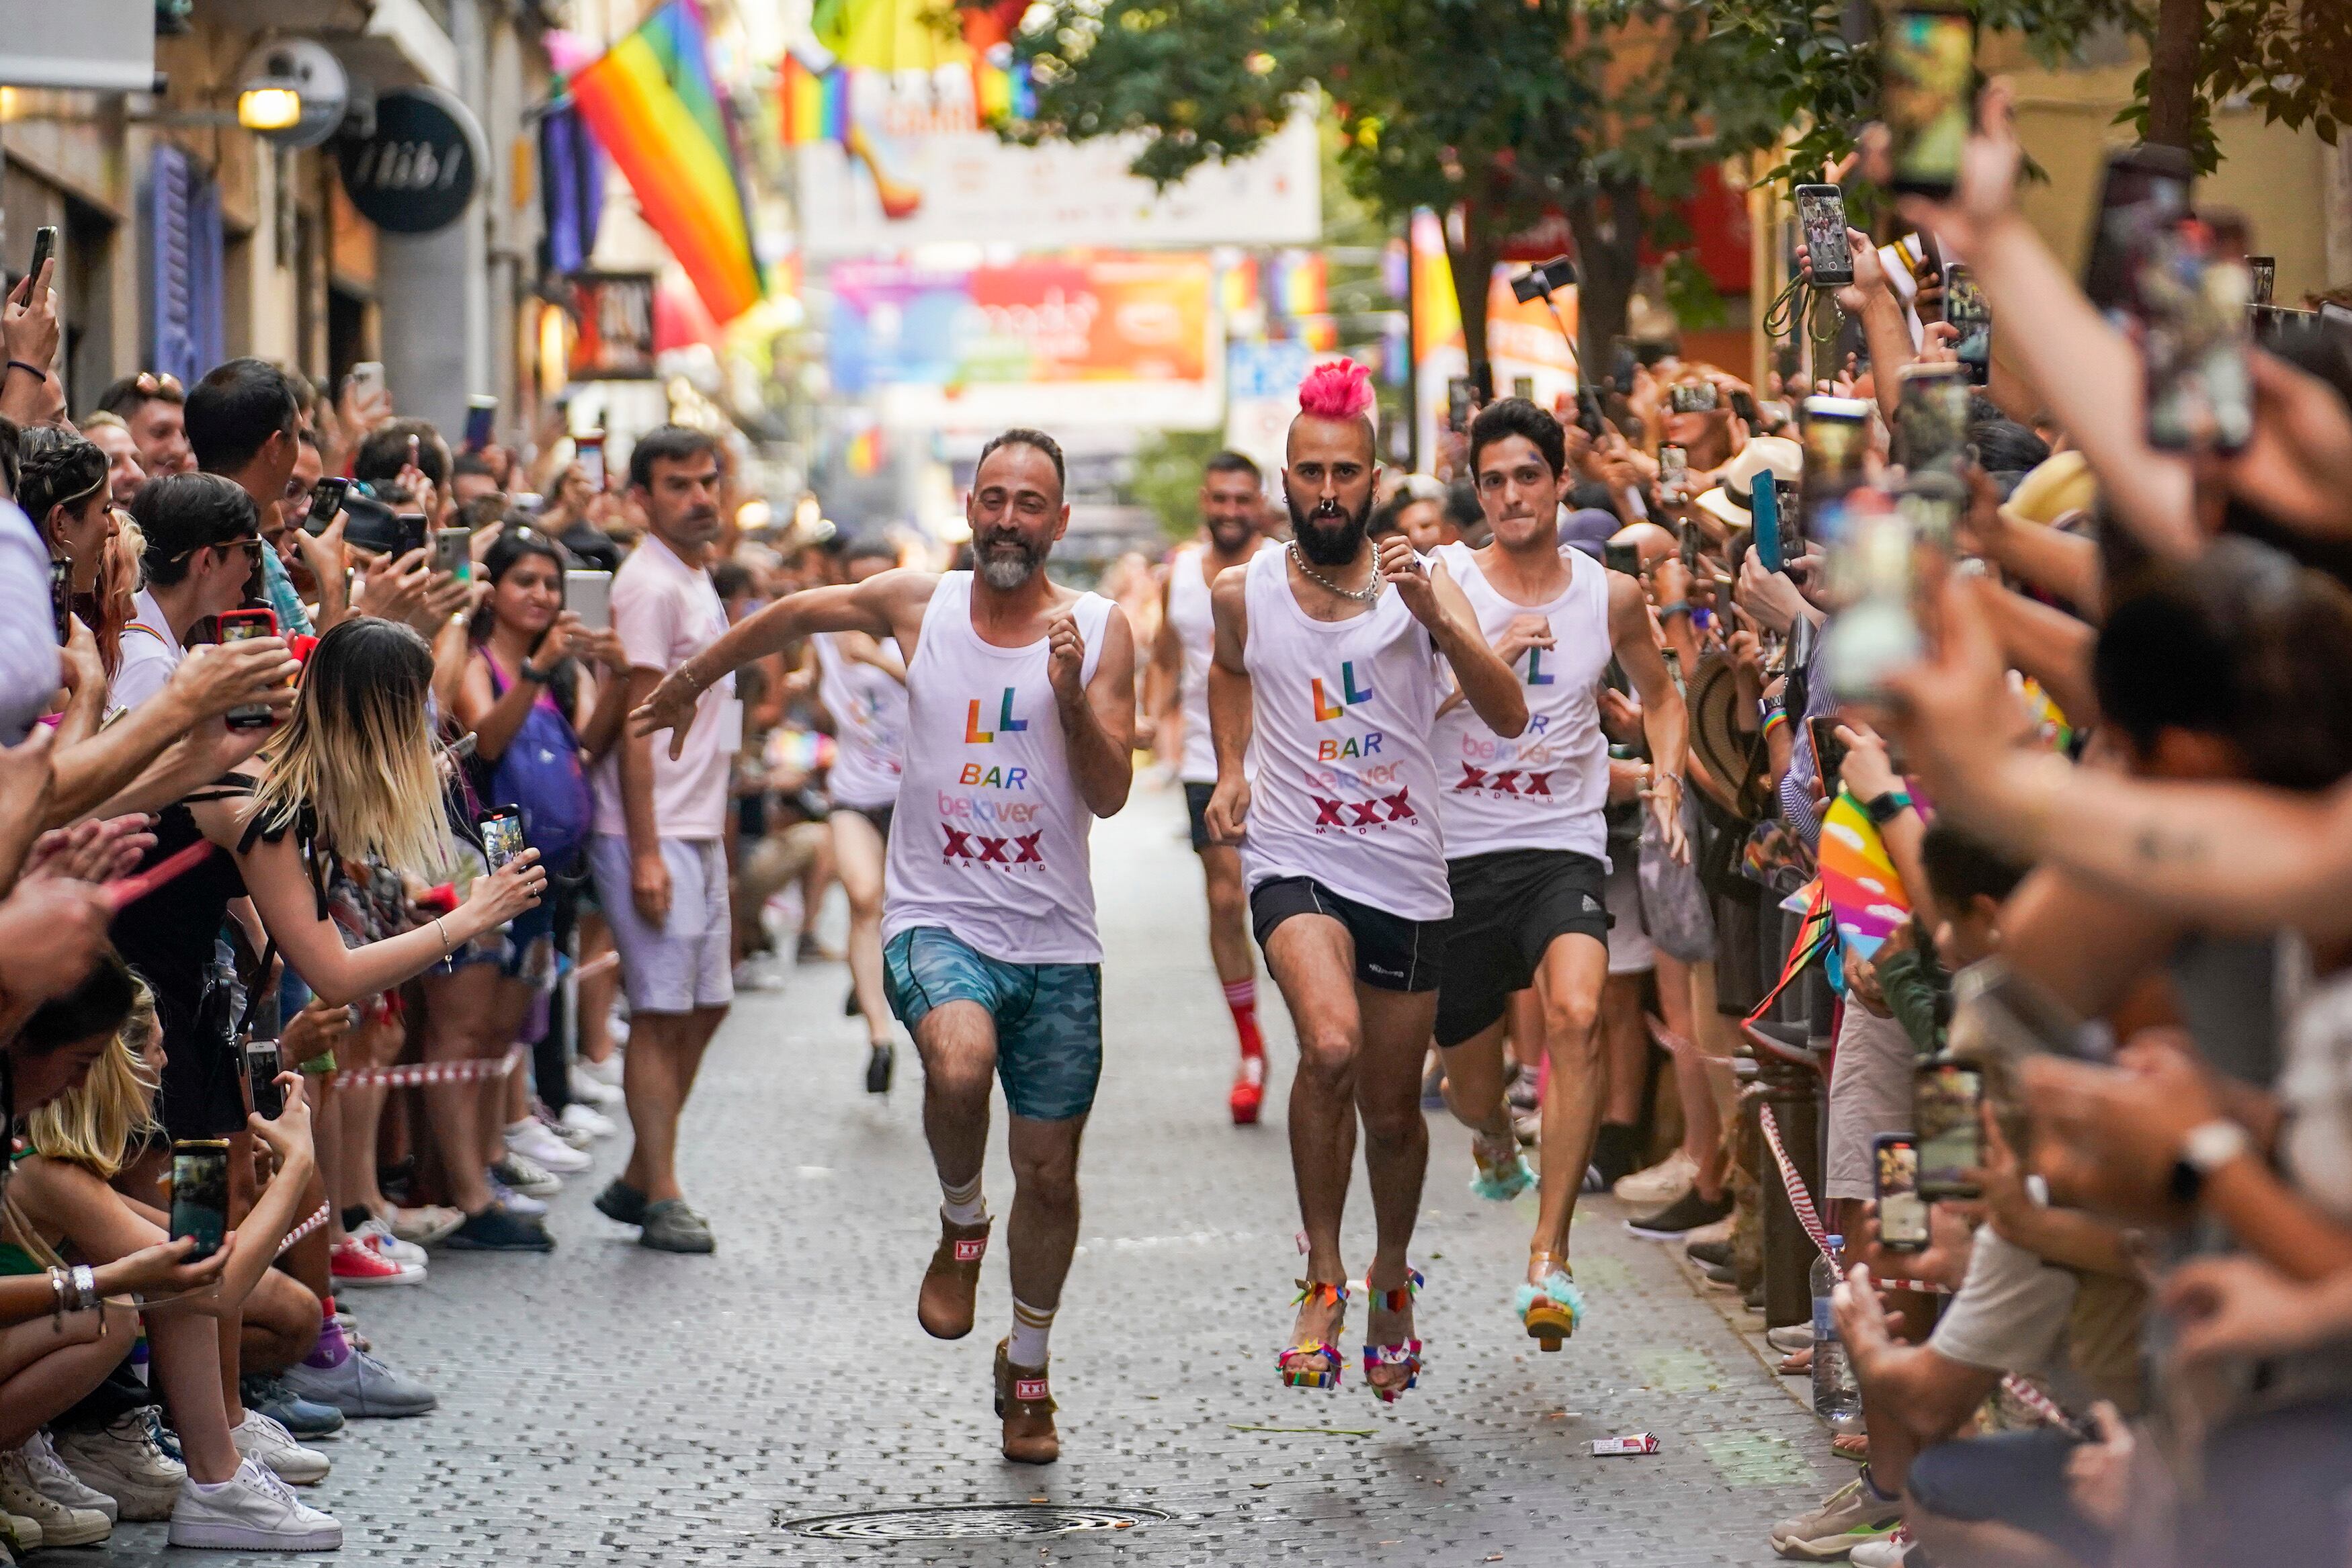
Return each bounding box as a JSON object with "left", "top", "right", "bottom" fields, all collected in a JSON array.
[
  {"left": 882, "top": 574, "right": 1115, "bottom": 964},
  {"left": 812, "top": 632, "right": 909, "bottom": 810},
  {"left": 1429, "top": 542, "right": 1615, "bottom": 865},
  {"left": 1237, "top": 546, "right": 1452, "bottom": 921},
  {"left": 1167, "top": 540, "right": 1268, "bottom": 783}
]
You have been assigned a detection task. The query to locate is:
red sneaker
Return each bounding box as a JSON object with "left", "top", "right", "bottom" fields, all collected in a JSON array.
[
  {"left": 1229, "top": 1055, "right": 1266, "bottom": 1125},
  {"left": 330, "top": 1236, "right": 423, "bottom": 1288}
]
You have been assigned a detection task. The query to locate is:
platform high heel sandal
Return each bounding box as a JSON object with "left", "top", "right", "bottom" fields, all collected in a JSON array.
[
  {"left": 1515, "top": 1253, "right": 1585, "bottom": 1352},
  {"left": 1469, "top": 1129, "right": 1538, "bottom": 1201},
  {"left": 1361, "top": 1268, "right": 1425, "bottom": 1405},
  {"left": 1277, "top": 1280, "right": 1348, "bottom": 1390}
]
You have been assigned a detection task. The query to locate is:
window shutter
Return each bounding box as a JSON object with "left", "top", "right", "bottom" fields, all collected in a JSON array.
[
  {"left": 146, "top": 144, "right": 224, "bottom": 384},
  {"left": 188, "top": 165, "right": 224, "bottom": 374}
]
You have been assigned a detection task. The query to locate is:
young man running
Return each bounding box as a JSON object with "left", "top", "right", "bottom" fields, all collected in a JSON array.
[
  {"left": 1203, "top": 361, "right": 1527, "bottom": 1403},
  {"left": 634, "top": 430, "right": 1132, "bottom": 1464},
  {"left": 1429, "top": 398, "right": 1689, "bottom": 1349},
  {"left": 1153, "top": 451, "right": 1275, "bottom": 1123},
  {"left": 810, "top": 537, "right": 909, "bottom": 1095}
]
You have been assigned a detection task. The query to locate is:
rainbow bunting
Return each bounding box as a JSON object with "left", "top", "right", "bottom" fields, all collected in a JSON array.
[
  {"left": 780, "top": 52, "right": 850, "bottom": 146},
  {"left": 565, "top": 0, "right": 763, "bottom": 324}
]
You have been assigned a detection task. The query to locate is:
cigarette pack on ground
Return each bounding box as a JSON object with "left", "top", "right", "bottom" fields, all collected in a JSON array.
[{"left": 1591, "top": 1432, "right": 1661, "bottom": 1456}]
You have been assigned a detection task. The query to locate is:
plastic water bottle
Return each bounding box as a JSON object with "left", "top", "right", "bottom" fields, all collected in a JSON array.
[{"left": 1811, "top": 1236, "right": 1861, "bottom": 1426}]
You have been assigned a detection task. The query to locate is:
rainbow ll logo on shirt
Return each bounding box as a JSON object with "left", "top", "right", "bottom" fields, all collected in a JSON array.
[
  {"left": 964, "top": 689, "right": 1029, "bottom": 743},
  {"left": 1309, "top": 661, "right": 1376, "bottom": 722},
  {"left": 1525, "top": 647, "right": 1556, "bottom": 686}
]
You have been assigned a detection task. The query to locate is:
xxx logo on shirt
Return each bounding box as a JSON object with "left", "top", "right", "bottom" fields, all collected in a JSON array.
[
  {"left": 1310, "top": 789, "right": 1419, "bottom": 830},
  {"left": 1309, "top": 661, "right": 1376, "bottom": 722},
  {"left": 1455, "top": 763, "right": 1556, "bottom": 796},
  {"left": 942, "top": 825, "right": 1045, "bottom": 865},
  {"left": 964, "top": 688, "right": 1029, "bottom": 743}
]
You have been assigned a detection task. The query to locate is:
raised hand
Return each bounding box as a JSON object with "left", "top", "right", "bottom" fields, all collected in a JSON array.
[
  {"left": 1377, "top": 534, "right": 1439, "bottom": 625},
  {"left": 1046, "top": 611, "right": 1087, "bottom": 705}
]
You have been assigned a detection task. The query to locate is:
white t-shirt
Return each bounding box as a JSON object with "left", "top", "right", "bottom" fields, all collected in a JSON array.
[
  {"left": 110, "top": 586, "right": 184, "bottom": 715},
  {"left": 0, "top": 500, "right": 57, "bottom": 746}
]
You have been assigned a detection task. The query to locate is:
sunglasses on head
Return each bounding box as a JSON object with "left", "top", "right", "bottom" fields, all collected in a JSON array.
[
  {"left": 134, "top": 372, "right": 185, "bottom": 397},
  {"left": 167, "top": 535, "right": 264, "bottom": 566}
]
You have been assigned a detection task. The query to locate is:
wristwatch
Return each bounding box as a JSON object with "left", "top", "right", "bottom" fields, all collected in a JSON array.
[
  {"left": 518, "top": 660, "right": 554, "bottom": 683},
  {"left": 2167, "top": 1119, "right": 2250, "bottom": 1207},
  {"left": 1864, "top": 789, "right": 1915, "bottom": 826}
]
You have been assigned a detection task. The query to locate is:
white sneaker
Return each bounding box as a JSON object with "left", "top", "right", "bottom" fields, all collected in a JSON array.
[
  {"left": 21, "top": 1431, "right": 116, "bottom": 1524},
  {"left": 355, "top": 1216, "right": 429, "bottom": 1270},
  {"left": 560, "top": 1100, "right": 619, "bottom": 1139},
  {"left": 55, "top": 1411, "right": 183, "bottom": 1521},
  {"left": 577, "top": 1049, "right": 626, "bottom": 1090},
  {"left": 569, "top": 1064, "right": 624, "bottom": 1106},
  {"left": 0, "top": 1449, "right": 109, "bottom": 1546},
  {"left": 1612, "top": 1147, "right": 1698, "bottom": 1207},
  {"left": 504, "top": 1118, "right": 591, "bottom": 1174},
  {"left": 542, "top": 1110, "right": 595, "bottom": 1151},
  {"left": 1766, "top": 1323, "right": 1814, "bottom": 1354},
  {"left": 169, "top": 1456, "right": 341, "bottom": 1551},
  {"left": 1851, "top": 1528, "right": 1916, "bottom": 1565},
  {"left": 230, "top": 1411, "right": 329, "bottom": 1487}
]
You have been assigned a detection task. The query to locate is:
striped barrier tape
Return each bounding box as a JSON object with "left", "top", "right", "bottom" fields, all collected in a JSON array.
[
  {"left": 331, "top": 1045, "right": 523, "bottom": 1090},
  {"left": 276, "top": 1202, "right": 331, "bottom": 1258}
]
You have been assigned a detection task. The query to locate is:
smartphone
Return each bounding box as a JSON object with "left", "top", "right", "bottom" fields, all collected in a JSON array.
[
  {"left": 2246, "top": 256, "right": 2275, "bottom": 307},
  {"left": 1603, "top": 539, "right": 1643, "bottom": 578},
  {"left": 1575, "top": 388, "right": 1607, "bottom": 439},
  {"left": 50, "top": 558, "right": 71, "bottom": 646},
  {"left": 1512, "top": 376, "right": 1536, "bottom": 402},
  {"left": 432, "top": 527, "right": 473, "bottom": 582},
  {"left": 26, "top": 226, "right": 56, "bottom": 295},
  {"left": 2142, "top": 226, "right": 2255, "bottom": 453},
  {"left": 464, "top": 395, "right": 497, "bottom": 453},
  {"left": 1658, "top": 443, "right": 1689, "bottom": 498},
  {"left": 1679, "top": 519, "right": 1702, "bottom": 573},
  {"left": 2083, "top": 144, "right": 2195, "bottom": 318},
  {"left": 1669, "top": 380, "right": 1719, "bottom": 415},
  {"left": 1808, "top": 713, "right": 1851, "bottom": 789},
  {"left": 215, "top": 607, "right": 279, "bottom": 730},
  {"left": 395, "top": 512, "right": 429, "bottom": 560},
  {"left": 1949, "top": 957, "right": 2102, "bottom": 1063},
  {"left": 1794, "top": 185, "right": 1853, "bottom": 286},
  {"left": 565, "top": 568, "right": 613, "bottom": 632},
  {"left": 1942, "top": 264, "right": 1992, "bottom": 384},
  {"left": 1751, "top": 466, "right": 1784, "bottom": 573},
  {"left": 304, "top": 476, "right": 348, "bottom": 536},
  {"left": 1446, "top": 376, "right": 1475, "bottom": 433},
  {"left": 1882, "top": 7, "right": 1977, "bottom": 198},
  {"left": 1894, "top": 231, "right": 1931, "bottom": 275},
  {"left": 1874, "top": 1134, "right": 1929, "bottom": 1251},
  {"left": 1897, "top": 361, "right": 1971, "bottom": 472},
  {"left": 478, "top": 805, "right": 526, "bottom": 872},
  {"left": 1802, "top": 394, "right": 1873, "bottom": 503},
  {"left": 169, "top": 1140, "right": 232, "bottom": 1261},
  {"left": 245, "top": 1039, "right": 284, "bottom": 1120},
  {"left": 350, "top": 361, "right": 386, "bottom": 404},
  {"left": 1728, "top": 388, "right": 1759, "bottom": 429},
  {"left": 1913, "top": 1059, "right": 1984, "bottom": 1199}
]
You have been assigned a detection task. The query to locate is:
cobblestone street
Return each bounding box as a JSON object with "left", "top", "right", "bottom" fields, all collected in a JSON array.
[{"left": 94, "top": 785, "right": 1836, "bottom": 1567}]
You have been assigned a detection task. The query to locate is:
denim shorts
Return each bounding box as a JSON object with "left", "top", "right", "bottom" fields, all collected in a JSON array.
[{"left": 882, "top": 926, "right": 1102, "bottom": 1122}]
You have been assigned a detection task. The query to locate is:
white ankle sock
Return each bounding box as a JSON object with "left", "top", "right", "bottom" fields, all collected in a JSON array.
[
  {"left": 1008, "top": 1297, "right": 1055, "bottom": 1367},
  {"left": 940, "top": 1172, "right": 986, "bottom": 1227}
]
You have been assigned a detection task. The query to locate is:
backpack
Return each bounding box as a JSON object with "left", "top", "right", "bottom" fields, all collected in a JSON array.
[{"left": 482, "top": 656, "right": 593, "bottom": 871}]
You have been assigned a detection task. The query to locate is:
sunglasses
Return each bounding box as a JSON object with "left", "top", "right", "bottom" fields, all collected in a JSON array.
[
  {"left": 133, "top": 371, "right": 185, "bottom": 398},
  {"left": 167, "top": 535, "right": 265, "bottom": 566}
]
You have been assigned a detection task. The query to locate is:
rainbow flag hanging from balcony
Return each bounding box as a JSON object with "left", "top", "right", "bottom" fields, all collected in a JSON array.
[
  {"left": 564, "top": 0, "right": 764, "bottom": 324},
  {"left": 780, "top": 52, "right": 850, "bottom": 145}
]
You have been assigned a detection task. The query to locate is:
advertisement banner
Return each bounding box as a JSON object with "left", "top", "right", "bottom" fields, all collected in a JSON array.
[
  {"left": 827, "top": 251, "right": 1222, "bottom": 430},
  {"left": 566, "top": 271, "right": 660, "bottom": 380}
]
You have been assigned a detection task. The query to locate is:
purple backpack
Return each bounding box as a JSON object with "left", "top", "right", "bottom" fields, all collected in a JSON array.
[{"left": 484, "top": 659, "right": 593, "bottom": 870}]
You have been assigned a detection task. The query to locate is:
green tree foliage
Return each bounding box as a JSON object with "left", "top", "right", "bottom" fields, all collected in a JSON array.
[{"left": 1128, "top": 428, "right": 1233, "bottom": 541}]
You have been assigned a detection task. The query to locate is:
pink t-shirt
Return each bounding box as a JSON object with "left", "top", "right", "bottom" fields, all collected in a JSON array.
[{"left": 591, "top": 534, "right": 739, "bottom": 842}]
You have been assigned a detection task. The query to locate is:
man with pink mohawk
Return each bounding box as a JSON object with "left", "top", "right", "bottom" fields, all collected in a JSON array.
[{"left": 1203, "top": 358, "right": 1529, "bottom": 1403}]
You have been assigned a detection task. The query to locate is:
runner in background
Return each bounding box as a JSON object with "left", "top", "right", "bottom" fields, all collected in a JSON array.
[{"left": 1154, "top": 452, "right": 1275, "bottom": 1123}]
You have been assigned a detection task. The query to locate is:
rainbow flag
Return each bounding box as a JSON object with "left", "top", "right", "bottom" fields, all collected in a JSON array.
[
  {"left": 1819, "top": 791, "right": 1912, "bottom": 959},
  {"left": 780, "top": 52, "right": 850, "bottom": 146},
  {"left": 565, "top": 0, "right": 763, "bottom": 324}
]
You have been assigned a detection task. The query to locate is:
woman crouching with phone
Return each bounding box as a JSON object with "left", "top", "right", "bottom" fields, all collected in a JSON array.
[
  {"left": 3, "top": 965, "right": 333, "bottom": 1550},
  {"left": 107, "top": 615, "right": 545, "bottom": 1546}
]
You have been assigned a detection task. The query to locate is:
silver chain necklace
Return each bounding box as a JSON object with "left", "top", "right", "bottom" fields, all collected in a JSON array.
[{"left": 1288, "top": 539, "right": 1382, "bottom": 606}]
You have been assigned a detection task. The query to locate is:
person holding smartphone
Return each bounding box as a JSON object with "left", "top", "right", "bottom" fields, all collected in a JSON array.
[{"left": 113, "top": 474, "right": 276, "bottom": 716}]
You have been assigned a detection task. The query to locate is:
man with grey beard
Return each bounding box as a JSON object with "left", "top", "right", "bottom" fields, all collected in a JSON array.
[{"left": 634, "top": 429, "right": 1136, "bottom": 1465}]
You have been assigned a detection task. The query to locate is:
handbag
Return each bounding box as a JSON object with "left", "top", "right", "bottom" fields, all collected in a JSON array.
[{"left": 1638, "top": 791, "right": 1717, "bottom": 964}]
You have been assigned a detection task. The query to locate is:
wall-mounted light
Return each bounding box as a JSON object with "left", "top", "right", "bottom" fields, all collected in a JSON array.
[
  {"left": 237, "top": 87, "right": 302, "bottom": 130},
  {"left": 234, "top": 40, "right": 349, "bottom": 148}
]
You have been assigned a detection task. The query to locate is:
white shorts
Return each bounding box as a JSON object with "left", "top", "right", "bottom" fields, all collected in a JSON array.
[
  {"left": 587, "top": 834, "right": 734, "bottom": 1016},
  {"left": 1824, "top": 1001, "right": 1917, "bottom": 1201},
  {"left": 1603, "top": 857, "right": 1655, "bottom": 977}
]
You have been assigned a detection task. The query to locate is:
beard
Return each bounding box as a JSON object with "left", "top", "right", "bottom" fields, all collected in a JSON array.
[
  {"left": 1206, "top": 515, "right": 1257, "bottom": 554},
  {"left": 1286, "top": 490, "right": 1373, "bottom": 566},
  {"left": 974, "top": 530, "right": 1044, "bottom": 590}
]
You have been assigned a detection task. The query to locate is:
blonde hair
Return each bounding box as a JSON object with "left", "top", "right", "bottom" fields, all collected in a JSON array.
[
  {"left": 24, "top": 982, "right": 161, "bottom": 1179},
  {"left": 248, "top": 616, "right": 454, "bottom": 879}
]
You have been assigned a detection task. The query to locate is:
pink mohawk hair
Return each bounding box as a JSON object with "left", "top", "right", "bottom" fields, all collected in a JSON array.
[{"left": 1297, "top": 357, "right": 1376, "bottom": 421}]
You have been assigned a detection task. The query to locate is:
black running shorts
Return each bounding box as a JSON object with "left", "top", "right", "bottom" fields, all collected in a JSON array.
[
  {"left": 1249, "top": 875, "right": 1443, "bottom": 993},
  {"left": 1183, "top": 781, "right": 1216, "bottom": 853},
  {"left": 1432, "top": 848, "right": 1612, "bottom": 1047}
]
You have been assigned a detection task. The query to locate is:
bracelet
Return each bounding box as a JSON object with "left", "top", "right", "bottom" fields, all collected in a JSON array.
[
  {"left": 48, "top": 1267, "right": 67, "bottom": 1328},
  {"left": 517, "top": 660, "right": 552, "bottom": 683},
  {"left": 1656, "top": 600, "right": 1691, "bottom": 619},
  {"left": 1760, "top": 709, "right": 1790, "bottom": 738},
  {"left": 433, "top": 915, "right": 454, "bottom": 956},
  {"left": 70, "top": 1263, "right": 97, "bottom": 1312},
  {"left": 5, "top": 359, "right": 43, "bottom": 384}
]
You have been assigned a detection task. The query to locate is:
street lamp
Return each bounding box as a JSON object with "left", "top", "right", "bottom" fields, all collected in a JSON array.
[{"left": 235, "top": 40, "right": 349, "bottom": 148}]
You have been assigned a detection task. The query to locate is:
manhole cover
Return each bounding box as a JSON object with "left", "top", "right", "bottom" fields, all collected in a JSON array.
[{"left": 782, "top": 1504, "right": 1170, "bottom": 1540}]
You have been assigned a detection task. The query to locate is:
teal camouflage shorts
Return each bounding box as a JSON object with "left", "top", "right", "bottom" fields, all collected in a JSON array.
[{"left": 882, "top": 926, "right": 1103, "bottom": 1122}]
